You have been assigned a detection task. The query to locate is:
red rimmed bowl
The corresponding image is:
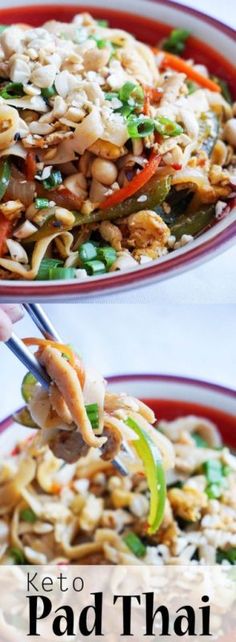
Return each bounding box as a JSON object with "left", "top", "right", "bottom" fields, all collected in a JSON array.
[
  {"left": 0, "top": 374, "right": 235, "bottom": 452},
  {"left": 0, "top": 0, "right": 235, "bottom": 301}
]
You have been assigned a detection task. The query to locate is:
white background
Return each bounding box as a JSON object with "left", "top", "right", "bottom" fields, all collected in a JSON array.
[{"left": 0, "top": 303, "right": 235, "bottom": 420}]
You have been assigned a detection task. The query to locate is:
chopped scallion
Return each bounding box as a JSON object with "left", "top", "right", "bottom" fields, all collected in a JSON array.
[
  {"left": 155, "top": 116, "right": 183, "bottom": 137},
  {"left": 35, "top": 197, "right": 50, "bottom": 210},
  {"left": 86, "top": 403, "right": 99, "bottom": 430},
  {"left": 96, "top": 19, "right": 109, "bottom": 27},
  {"left": 127, "top": 114, "right": 155, "bottom": 138},
  {"left": 36, "top": 258, "right": 63, "bottom": 281},
  {"left": 43, "top": 169, "right": 62, "bottom": 190},
  {"left": 79, "top": 242, "right": 98, "bottom": 263},
  {"left": 97, "top": 246, "right": 117, "bottom": 268},
  {"left": 123, "top": 532, "right": 146, "bottom": 558},
  {"left": 20, "top": 508, "right": 37, "bottom": 523},
  {"left": 41, "top": 85, "right": 57, "bottom": 101},
  {"left": 192, "top": 433, "right": 208, "bottom": 448},
  {"left": 216, "top": 548, "right": 236, "bottom": 564},
  {"left": 163, "top": 28, "right": 190, "bottom": 55},
  {"left": 48, "top": 267, "right": 77, "bottom": 280},
  {"left": 203, "top": 459, "right": 223, "bottom": 484},
  {"left": 83, "top": 260, "right": 106, "bottom": 276},
  {"left": 0, "top": 82, "right": 24, "bottom": 99},
  {"left": 119, "top": 81, "right": 144, "bottom": 105}
]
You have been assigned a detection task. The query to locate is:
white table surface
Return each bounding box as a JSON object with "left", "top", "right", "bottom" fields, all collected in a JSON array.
[
  {"left": 0, "top": 303, "right": 235, "bottom": 420},
  {"left": 83, "top": 0, "right": 236, "bottom": 304}
]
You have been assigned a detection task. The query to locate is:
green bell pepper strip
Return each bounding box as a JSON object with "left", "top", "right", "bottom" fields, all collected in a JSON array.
[
  {"left": 21, "top": 372, "right": 37, "bottom": 402},
  {"left": 27, "top": 175, "right": 172, "bottom": 242},
  {"left": 170, "top": 204, "right": 216, "bottom": 240},
  {"left": 199, "top": 111, "right": 219, "bottom": 157},
  {"left": 0, "top": 159, "right": 11, "bottom": 201},
  {"left": 13, "top": 407, "right": 38, "bottom": 429},
  {"left": 125, "top": 417, "right": 166, "bottom": 535}
]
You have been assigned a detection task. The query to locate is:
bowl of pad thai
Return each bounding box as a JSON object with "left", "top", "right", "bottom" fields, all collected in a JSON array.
[
  {"left": 0, "top": 0, "right": 235, "bottom": 299},
  {"left": 0, "top": 339, "right": 235, "bottom": 566}
]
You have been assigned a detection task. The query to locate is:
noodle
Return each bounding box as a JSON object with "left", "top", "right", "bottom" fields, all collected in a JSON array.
[{"left": 0, "top": 14, "right": 234, "bottom": 280}]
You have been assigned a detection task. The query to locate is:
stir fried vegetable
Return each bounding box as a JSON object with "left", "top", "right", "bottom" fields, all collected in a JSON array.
[
  {"left": 157, "top": 49, "right": 222, "bottom": 92},
  {"left": 0, "top": 212, "right": 11, "bottom": 257},
  {"left": 123, "top": 532, "right": 147, "bottom": 558},
  {"left": 216, "top": 548, "right": 236, "bottom": 564},
  {"left": 42, "top": 169, "right": 63, "bottom": 190},
  {"left": 0, "top": 82, "right": 24, "bottom": 99},
  {"left": 170, "top": 204, "right": 216, "bottom": 240},
  {"left": 13, "top": 407, "right": 38, "bottom": 428},
  {"left": 126, "top": 417, "right": 166, "bottom": 535},
  {"left": 100, "top": 152, "right": 162, "bottom": 209},
  {"left": 20, "top": 508, "right": 37, "bottom": 523},
  {"left": 199, "top": 111, "right": 219, "bottom": 156},
  {"left": 21, "top": 372, "right": 37, "bottom": 402},
  {"left": 162, "top": 28, "right": 190, "bottom": 55},
  {"left": 49, "top": 267, "right": 77, "bottom": 279},
  {"left": 36, "top": 258, "right": 64, "bottom": 280},
  {"left": 86, "top": 403, "right": 99, "bottom": 430},
  {"left": 27, "top": 174, "right": 171, "bottom": 242},
  {"left": 203, "top": 459, "right": 230, "bottom": 499},
  {"left": 0, "top": 159, "right": 11, "bottom": 201},
  {"left": 211, "top": 76, "right": 233, "bottom": 104}
]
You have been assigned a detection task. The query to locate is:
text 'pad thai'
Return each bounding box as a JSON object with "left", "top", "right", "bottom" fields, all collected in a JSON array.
[
  {"left": 0, "top": 14, "right": 235, "bottom": 281},
  {"left": 0, "top": 339, "right": 235, "bottom": 566}
]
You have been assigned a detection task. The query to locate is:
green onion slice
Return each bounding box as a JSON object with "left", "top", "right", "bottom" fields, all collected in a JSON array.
[
  {"left": 20, "top": 508, "right": 37, "bottom": 523},
  {"left": 155, "top": 116, "right": 183, "bottom": 137},
  {"left": 0, "top": 82, "right": 24, "bottom": 99},
  {"left": 119, "top": 81, "right": 144, "bottom": 106},
  {"left": 35, "top": 197, "right": 50, "bottom": 210},
  {"left": 96, "top": 19, "right": 109, "bottom": 27},
  {"left": 127, "top": 115, "right": 155, "bottom": 138},
  {"left": 123, "top": 532, "right": 146, "bottom": 558},
  {"left": 86, "top": 403, "right": 99, "bottom": 430},
  {"left": 97, "top": 246, "right": 117, "bottom": 268},
  {"left": 42, "top": 169, "right": 63, "bottom": 190},
  {"left": 79, "top": 242, "right": 98, "bottom": 263},
  {"left": 41, "top": 85, "right": 57, "bottom": 101},
  {"left": 163, "top": 28, "right": 190, "bottom": 55},
  {"left": 217, "top": 548, "right": 236, "bottom": 564},
  {"left": 192, "top": 433, "right": 208, "bottom": 448},
  {"left": 36, "top": 258, "right": 63, "bottom": 281},
  {"left": 83, "top": 260, "right": 106, "bottom": 276},
  {"left": 48, "top": 267, "right": 77, "bottom": 280}
]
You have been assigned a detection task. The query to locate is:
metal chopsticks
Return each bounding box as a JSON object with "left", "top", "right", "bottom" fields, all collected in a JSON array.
[
  {"left": 6, "top": 305, "right": 128, "bottom": 476},
  {"left": 6, "top": 333, "right": 51, "bottom": 389}
]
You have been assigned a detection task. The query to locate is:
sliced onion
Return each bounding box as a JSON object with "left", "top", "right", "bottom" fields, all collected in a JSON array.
[
  {"left": 5, "top": 176, "right": 36, "bottom": 207},
  {"left": 36, "top": 183, "right": 83, "bottom": 211}
]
